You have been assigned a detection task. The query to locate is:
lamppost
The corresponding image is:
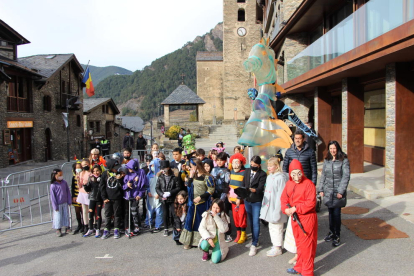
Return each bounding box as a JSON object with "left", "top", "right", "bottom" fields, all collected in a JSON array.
[{"left": 65, "top": 96, "right": 82, "bottom": 162}]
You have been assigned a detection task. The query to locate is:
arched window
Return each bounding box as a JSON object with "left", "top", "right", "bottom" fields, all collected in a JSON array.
[
  {"left": 76, "top": 115, "right": 81, "bottom": 127},
  {"left": 43, "top": 95, "right": 51, "bottom": 112},
  {"left": 238, "top": 9, "right": 245, "bottom": 21}
]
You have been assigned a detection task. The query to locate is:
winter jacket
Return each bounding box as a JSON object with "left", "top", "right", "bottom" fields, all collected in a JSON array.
[
  {"left": 136, "top": 137, "right": 147, "bottom": 150},
  {"left": 100, "top": 171, "right": 124, "bottom": 200},
  {"left": 260, "top": 172, "right": 289, "bottom": 224},
  {"left": 211, "top": 166, "right": 230, "bottom": 197},
  {"left": 198, "top": 211, "right": 230, "bottom": 261},
  {"left": 242, "top": 168, "right": 267, "bottom": 203},
  {"left": 123, "top": 159, "right": 147, "bottom": 199},
  {"left": 123, "top": 135, "right": 134, "bottom": 149},
  {"left": 155, "top": 173, "right": 181, "bottom": 203},
  {"left": 318, "top": 158, "right": 350, "bottom": 208},
  {"left": 84, "top": 175, "right": 102, "bottom": 202},
  {"left": 283, "top": 141, "right": 317, "bottom": 184}
]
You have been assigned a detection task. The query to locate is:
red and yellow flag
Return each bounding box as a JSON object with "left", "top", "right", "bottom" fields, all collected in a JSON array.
[{"left": 82, "top": 67, "right": 95, "bottom": 97}]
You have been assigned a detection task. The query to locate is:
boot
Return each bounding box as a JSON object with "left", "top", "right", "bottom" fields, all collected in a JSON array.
[
  {"left": 73, "top": 220, "right": 83, "bottom": 235},
  {"left": 237, "top": 231, "right": 247, "bottom": 244},
  {"left": 234, "top": 230, "right": 241, "bottom": 243}
]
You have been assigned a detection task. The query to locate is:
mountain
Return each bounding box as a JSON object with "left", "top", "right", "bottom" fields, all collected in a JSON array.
[
  {"left": 81, "top": 64, "right": 133, "bottom": 86},
  {"left": 93, "top": 22, "right": 223, "bottom": 120}
]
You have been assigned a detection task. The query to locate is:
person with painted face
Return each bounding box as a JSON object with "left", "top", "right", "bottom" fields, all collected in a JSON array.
[
  {"left": 242, "top": 155, "right": 267, "bottom": 257},
  {"left": 155, "top": 160, "right": 181, "bottom": 236},
  {"left": 76, "top": 159, "right": 92, "bottom": 235},
  {"left": 228, "top": 153, "right": 247, "bottom": 244},
  {"left": 71, "top": 161, "right": 84, "bottom": 235},
  {"left": 281, "top": 159, "right": 318, "bottom": 276},
  {"left": 318, "top": 140, "right": 350, "bottom": 247}
]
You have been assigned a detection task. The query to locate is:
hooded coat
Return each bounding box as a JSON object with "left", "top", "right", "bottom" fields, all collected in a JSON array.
[
  {"left": 280, "top": 159, "right": 317, "bottom": 276},
  {"left": 123, "top": 159, "right": 147, "bottom": 199}
]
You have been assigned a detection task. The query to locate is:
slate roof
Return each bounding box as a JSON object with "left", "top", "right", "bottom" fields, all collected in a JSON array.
[
  {"left": 196, "top": 51, "right": 223, "bottom": 61},
  {"left": 83, "top": 98, "right": 120, "bottom": 114},
  {"left": 0, "top": 19, "right": 30, "bottom": 45},
  {"left": 18, "top": 54, "right": 83, "bottom": 79},
  {"left": 161, "top": 84, "right": 205, "bottom": 105},
  {"left": 117, "top": 116, "right": 145, "bottom": 132},
  {"left": 0, "top": 56, "right": 44, "bottom": 78}
]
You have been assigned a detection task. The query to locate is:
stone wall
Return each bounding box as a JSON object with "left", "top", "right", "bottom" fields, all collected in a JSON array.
[
  {"left": 197, "top": 60, "right": 224, "bottom": 124},
  {"left": 341, "top": 79, "right": 348, "bottom": 154},
  {"left": 283, "top": 93, "right": 312, "bottom": 123},
  {"left": 223, "top": 0, "right": 261, "bottom": 121},
  {"left": 385, "top": 63, "right": 396, "bottom": 191},
  {"left": 281, "top": 0, "right": 304, "bottom": 22}
]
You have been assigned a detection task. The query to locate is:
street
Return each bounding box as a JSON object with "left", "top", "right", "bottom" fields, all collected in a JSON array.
[{"left": 0, "top": 191, "right": 413, "bottom": 276}]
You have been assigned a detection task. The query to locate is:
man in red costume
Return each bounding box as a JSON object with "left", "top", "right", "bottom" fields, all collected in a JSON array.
[{"left": 281, "top": 159, "right": 317, "bottom": 276}]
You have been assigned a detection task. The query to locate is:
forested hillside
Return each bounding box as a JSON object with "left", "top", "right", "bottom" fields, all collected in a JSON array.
[
  {"left": 81, "top": 65, "right": 132, "bottom": 85},
  {"left": 94, "top": 23, "right": 223, "bottom": 120}
]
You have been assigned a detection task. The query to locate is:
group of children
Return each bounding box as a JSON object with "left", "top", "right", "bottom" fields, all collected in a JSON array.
[{"left": 50, "top": 142, "right": 295, "bottom": 266}]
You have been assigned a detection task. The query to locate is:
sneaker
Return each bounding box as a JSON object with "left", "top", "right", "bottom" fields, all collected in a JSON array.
[
  {"left": 56, "top": 229, "right": 62, "bottom": 237},
  {"left": 114, "top": 229, "right": 120, "bottom": 239},
  {"left": 287, "top": 268, "right": 301, "bottom": 275},
  {"left": 324, "top": 232, "right": 335, "bottom": 242},
  {"left": 95, "top": 229, "right": 101, "bottom": 238},
  {"left": 245, "top": 241, "right": 259, "bottom": 248},
  {"left": 152, "top": 228, "right": 161, "bottom": 233},
  {"left": 164, "top": 229, "right": 169, "bottom": 236},
  {"left": 101, "top": 230, "right": 110, "bottom": 239},
  {"left": 133, "top": 228, "right": 141, "bottom": 235},
  {"left": 83, "top": 229, "right": 94, "bottom": 237},
  {"left": 142, "top": 224, "right": 150, "bottom": 229},
  {"left": 332, "top": 236, "right": 341, "bottom": 247},
  {"left": 125, "top": 231, "right": 132, "bottom": 238},
  {"left": 249, "top": 245, "right": 257, "bottom": 256},
  {"left": 267, "top": 246, "right": 282, "bottom": 257},
  {"left": 225, "top": 235, "right": 233, "bottom": 243},
  {"left": 202, "top": 251, "right": 209, "bottom": 261}
]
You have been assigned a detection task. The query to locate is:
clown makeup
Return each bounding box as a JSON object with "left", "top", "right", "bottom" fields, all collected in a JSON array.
[
  {"left": 232, "top": 159, "right": 241, "bottom": 172},
  {"left": 290, "top": 169, "right": 303, "bottom": 183}
]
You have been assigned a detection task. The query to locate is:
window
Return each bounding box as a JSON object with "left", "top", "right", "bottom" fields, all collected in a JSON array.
[
  {"left": 43, "top": 95, "right": 52, "bottom": 111},
  {"left": 237, "top": 0, "right": 245, "bottom": 2},
  {"left": 238, "top": 9, "right": 245, "bottom": 21},
  {"left": 61, "top": 81, "right": 66, "bottom": 94},
  {"left": 89, "top": 121, "right": 95, "bottom": 130},
  {"left": 76, "top": 115, "right": 81, "bottom": 127},
  {"left": 364, "top": 89, "right": 385, "bottom": 148},
  {"left": 102, "top": 105, "right": 105, "bottom": 114},
  {"left": 96, "top": 121, "right": 101, "bottom": 133}
]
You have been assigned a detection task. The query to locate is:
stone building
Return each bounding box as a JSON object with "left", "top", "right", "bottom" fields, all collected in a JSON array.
[
  {"left": 197, "top": 0, "right": 262, "bottom": 124},
  {"left": 0, "top": 20, "right": 84, "bottom": 167},
  {"left": 83, "top": 98, "right": 120, "bottom": 154},
  {"left": 260, "top": 0, "right": 414, "bottom": 195}
]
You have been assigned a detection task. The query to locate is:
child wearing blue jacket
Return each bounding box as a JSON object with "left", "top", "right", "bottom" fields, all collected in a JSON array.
[
  {"left": 123, "top": 159, "right": 147, "bottom": 237},
  {"left": 144, "top": 156, "right": 163, "bottom": 230}
]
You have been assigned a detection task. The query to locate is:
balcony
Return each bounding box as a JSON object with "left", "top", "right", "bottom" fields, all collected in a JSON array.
[{"left": 287, "top": 0, "right": 414, "bottom": 81}]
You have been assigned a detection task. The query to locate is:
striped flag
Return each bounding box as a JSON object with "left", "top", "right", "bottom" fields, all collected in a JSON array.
[{"left": 82, "top": 67, "right": 95, "bottom": 97}]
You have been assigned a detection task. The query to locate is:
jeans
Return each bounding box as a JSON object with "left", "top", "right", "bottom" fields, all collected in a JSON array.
[
  {"left": 244, "top": 201, "right": 261, "bottom": 246},
  {"left": 328, "top": 207, "right": 341, "bottom": 237},
  {"left": 146, "top": 202, "right": 163, "bottom": 229}
]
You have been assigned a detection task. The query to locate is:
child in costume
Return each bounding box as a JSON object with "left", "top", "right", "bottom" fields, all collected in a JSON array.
[
  {"left": 173, "top": 190, "right": 188, "bottom": 245},
  {"left": 50, "top": 168, "right": 72, "bottom": 237},
  {"left": 83, "top": 165, "right": 103, "bottom": 238},
  {"left": 76, "top": 159, "right": 92, "bottom": 235},
  {"left": 100, "top": 159, "right": 125, "bottom": 239},
  {"left": 211, "top": 152, "right": 232, "bottom": 242},
  {"left": 71, "top": 162, "right": 83, "bottom": 235},
  {"left": 228, "top": 153, "right": 247, "bottom": 244},
  {"left": 198, "top": 199, "right": 230, "bottom": 263},
  {"left": 281, "top": 159, "right": 318, "bottom": 276}
]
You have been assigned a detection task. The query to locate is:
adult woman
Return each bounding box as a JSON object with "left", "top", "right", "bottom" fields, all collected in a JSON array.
[
  {"left": 179, "top": 158, "right": 215, "bottom": 249},
  {"left": 259, "top": 157, "right": 288, "bottom": 257},
  {"left": 318, "top": 140, "right": 350, "bottom": 247},
  {"left": 242, "top": 155, "right": 267, "bottom": 256}
]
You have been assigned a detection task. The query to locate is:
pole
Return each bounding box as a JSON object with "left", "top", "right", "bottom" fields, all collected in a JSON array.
[
  {"left": 150, "top": 120, "right": 153, "bottom": 149},
  {"left": 66, "top": 99, "right": 70, "bottom": 162},
  {"left": 83, "top": 60, "right": 90, "bottom": 77}
]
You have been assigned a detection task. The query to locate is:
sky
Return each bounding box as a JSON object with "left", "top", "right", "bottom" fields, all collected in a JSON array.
[{"left": 1, "top": 0, "right": 223, "bottom": 71}]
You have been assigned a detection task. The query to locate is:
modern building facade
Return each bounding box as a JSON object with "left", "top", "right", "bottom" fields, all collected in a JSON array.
[{"left": 260, "top": 0, "right": 414, "bottom": 195}]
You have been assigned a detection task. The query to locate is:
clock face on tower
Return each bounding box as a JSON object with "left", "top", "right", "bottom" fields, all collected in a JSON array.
[{"left": 237, "top": 27, "right": 247, "bottom": 37}]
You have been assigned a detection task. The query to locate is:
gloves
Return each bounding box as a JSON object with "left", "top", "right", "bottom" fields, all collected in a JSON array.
[{"left": 163, "top": 192, "right": 171, "bottom": 198}]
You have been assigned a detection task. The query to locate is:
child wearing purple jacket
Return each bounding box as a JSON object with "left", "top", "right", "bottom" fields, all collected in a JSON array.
[
  {"left": 123, "top": 159, "right": 147, "bottom": 237},
  {"left": 50, "top": 168, "right": 72, "bottom": 237}
]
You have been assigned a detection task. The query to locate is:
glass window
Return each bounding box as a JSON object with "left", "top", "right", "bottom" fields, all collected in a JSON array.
[
  {"left": 238, "top": 9, "right": 245, "bottom": 21},
  {"left": 364, "top": 89, "right": 385, "bottom": 148},
  {"left": 96, "top": 121, "right": 101, "bottom": 133}
]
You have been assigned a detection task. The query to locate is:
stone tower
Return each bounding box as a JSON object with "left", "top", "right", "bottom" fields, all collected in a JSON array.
[{"left": 222, "top": 0, "right": 262, "bottom": 122}]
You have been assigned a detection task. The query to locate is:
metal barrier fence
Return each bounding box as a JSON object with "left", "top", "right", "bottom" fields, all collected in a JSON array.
[{"left": 0, "top": 180, "right": 52, "bottom": 231}]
